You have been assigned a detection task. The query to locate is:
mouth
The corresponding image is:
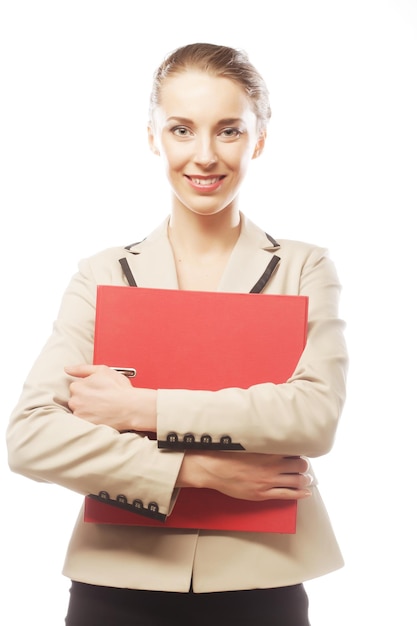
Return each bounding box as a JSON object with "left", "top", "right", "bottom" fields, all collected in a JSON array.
[{"left": 185, "top": 175, "right": 226, "bottom": 192}]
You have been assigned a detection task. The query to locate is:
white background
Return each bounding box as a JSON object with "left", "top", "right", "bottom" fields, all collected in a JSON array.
[{"left": 1, "top": 1, "right": 416, "bottom": 624}]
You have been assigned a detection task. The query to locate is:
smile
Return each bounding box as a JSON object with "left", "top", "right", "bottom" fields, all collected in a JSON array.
[
  {"left": 185, "top": 175, "right": 226, "bottom": 192},
  {"left": 189, "top": 176, "right": 224, "bottom": 185}
]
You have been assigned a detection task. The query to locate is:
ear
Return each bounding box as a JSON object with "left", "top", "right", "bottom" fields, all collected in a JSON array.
[
  {"left": 252, "top": 129, "right": 266, "bottom": 160},
  {"left": 147, "top": 124, "right": 160, "bottom": 156}
]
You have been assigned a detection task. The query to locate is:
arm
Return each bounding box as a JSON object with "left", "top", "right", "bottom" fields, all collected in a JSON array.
[
  {"left": 176, "top": 450, "right": 312, "bottom": 500},
  {"left": 56, "top": 242, "right": 344, "bottom": 502},
  {"left": 156, "top": 244, "right": 348, "bottom": 458},
  {"left": 63, "top": 364, "right": 312, "bottom": 501},
  {"left": 63, "top": 244, "right": 346, "bottom": 459},
  {"left": 6, "top": 253, "right": 183, "bottom": 517},
  {"left": 6, "top": 251, "right": 311, "bottom": 518}
]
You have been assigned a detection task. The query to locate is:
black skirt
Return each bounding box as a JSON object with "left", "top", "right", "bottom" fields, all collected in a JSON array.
[{"left": 65, "top": 580, "right": 310, "bottom": 626}]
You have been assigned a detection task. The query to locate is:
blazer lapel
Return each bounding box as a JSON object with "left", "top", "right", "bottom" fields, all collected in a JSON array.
[
  {"left": 218, "top": 214, "right": 281, "bottom": 294},
  {"left": 120, "top": 217, "right": 179, "bottom": 289},
  {"left": 119, "top": 214, "right": 281, "bottom": 294}
]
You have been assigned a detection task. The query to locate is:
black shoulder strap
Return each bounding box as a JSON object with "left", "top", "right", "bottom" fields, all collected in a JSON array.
[
  {"left": 249, "top": 255, "right": 280, "bottom": 293},
  {"left": 265, "top": 232, "right": 279, "bottom": 247},
  {"left": 119, "top": 257, "right": 137, "bottom": 287}
]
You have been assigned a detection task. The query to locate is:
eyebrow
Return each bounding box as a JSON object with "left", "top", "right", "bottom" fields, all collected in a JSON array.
[{"left": 166, "top": 116, "right": 245, "bottom": 126}]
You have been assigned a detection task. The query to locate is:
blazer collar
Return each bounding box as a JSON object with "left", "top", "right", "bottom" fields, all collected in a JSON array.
[{"left": 121, "top": 213, "right": 281, "bottom": 293}]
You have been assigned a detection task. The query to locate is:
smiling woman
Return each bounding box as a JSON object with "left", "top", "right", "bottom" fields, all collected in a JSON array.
[
  {"left": 149, "top": 70, "right": 265, "bottom": 222},
  {"left": 147, "top": 47, "right": 269, "bottom": 292},
  {"left": 6, "top": 43, "right": 348, "bottom": 626}
]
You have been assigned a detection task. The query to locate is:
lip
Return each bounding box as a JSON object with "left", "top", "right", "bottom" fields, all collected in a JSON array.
[{"left": 185, "top": 175, "right": 226, "bottom": 193}]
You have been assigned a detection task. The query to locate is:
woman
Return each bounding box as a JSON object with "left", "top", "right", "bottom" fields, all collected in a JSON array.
[{"left": 7, "top": 43, "right": 348, "bottom": 625}]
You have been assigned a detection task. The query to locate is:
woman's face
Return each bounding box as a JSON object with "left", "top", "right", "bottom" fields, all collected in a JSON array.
[{"left": 149, "top": 69, "right": 265, "bottom": 218}]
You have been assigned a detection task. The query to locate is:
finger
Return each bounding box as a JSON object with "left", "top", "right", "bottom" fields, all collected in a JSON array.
[
  {"left": 64, "top": 364, "right": 100, "bottom": 378},
  {"left": 262, "top": 487, "right": 312, "bottom": 501},
  {"left": 281, "top": 456, "right": 310, "bottom": 475},
  {"left": 280, "top": 472, "right": 313, "bottom": 490}
]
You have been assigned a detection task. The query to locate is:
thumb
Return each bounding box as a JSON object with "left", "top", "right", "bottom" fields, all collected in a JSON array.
[{"left": 64, "top": 363, "right": 97, "bottom": 378}]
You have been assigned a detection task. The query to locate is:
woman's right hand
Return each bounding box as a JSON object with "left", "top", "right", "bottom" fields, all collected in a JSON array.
[{"left": 176, "top": 451, "right": 312, "bottom": 501}]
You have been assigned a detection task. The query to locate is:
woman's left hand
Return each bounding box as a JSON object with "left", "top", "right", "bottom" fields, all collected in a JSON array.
[{"left": 65, "top": 364, "right": 157, "bottom": 432}]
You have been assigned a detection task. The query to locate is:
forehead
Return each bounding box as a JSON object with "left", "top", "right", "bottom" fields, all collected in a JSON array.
[{"left": 157, "top": 69, "right": 256, "bottom": 121}]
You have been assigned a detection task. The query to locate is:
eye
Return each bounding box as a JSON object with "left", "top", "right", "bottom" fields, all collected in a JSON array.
[
  {"left": 171, "top": 126, "right": 193, "bottom": 138},
  {"left": 219, "top": 127, "right": 242, "bottom": 140}
]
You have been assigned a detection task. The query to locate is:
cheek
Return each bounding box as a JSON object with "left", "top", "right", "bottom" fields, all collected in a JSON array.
[
  {"left": 160, "top": 142, "right": 188, "bottom": 172},
  {"left": 226, "top": 145, "right": 254, "bottom": 173}
]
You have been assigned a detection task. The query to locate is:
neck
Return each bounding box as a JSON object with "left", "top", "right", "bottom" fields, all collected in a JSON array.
[{"left": 168, "top": 205, "right": 241, "bottom": 257}]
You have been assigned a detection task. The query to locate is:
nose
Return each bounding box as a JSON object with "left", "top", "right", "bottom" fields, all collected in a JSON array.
[{"left": 193, "top": 135, "right": 218, "bottom": 168}]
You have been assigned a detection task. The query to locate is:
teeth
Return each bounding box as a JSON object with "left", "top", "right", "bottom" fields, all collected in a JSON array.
[{"left": 190, "top": 177, "right": 220, "bottom": 186}]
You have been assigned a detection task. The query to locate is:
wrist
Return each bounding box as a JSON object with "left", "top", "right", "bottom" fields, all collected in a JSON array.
[
  {"left": 129, "top": 388, "right": 157, "bottom": 432},
  {"left": 176, "top": 452, "right": 213, "bottom": 489}
]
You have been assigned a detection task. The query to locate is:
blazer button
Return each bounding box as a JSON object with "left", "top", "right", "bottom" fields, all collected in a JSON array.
[
  {"left": 183, "top": 433, "right": 195, "bottom": 444},
  {"left": 116, "top": 494, "right": 127, "bottom": 504},
  {"left": 148, "top": 502, "right": 159, "bottom": 513},
  {"left": 167, "top": 432, "right": 178, "bottom": 443},
  {"left": 133, "top": 499, "right": 144, "bottom": 509},
  {"left": 220, "top": 435, "right": 232, "bottom": 445},
  {"left": 200, "top": 434, "right": 212, "bottom": 445},
  {"left": 98, "top": 490, "right": 110, "bottom": 500}
]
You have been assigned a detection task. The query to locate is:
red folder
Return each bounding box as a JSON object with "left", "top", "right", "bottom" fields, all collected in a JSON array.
[{"left": 84, "top": 286, "right": 308, "bottom": 533}]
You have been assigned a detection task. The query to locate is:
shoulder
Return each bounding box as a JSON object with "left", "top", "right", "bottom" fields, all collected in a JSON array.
[
  {"left": 274, "top": 238, "right": 330, "bottom": 265},
  {"left": 242, "top": 215, "right": 328, "bottom": 258},
  {"left": 76, "top": 218, "right": 169, "bottom": 282},
  {"left": 275, "top": 238, "right": 338, "bottom": 281},
  {"left": 77, "top": 245, "right": 135, "bottom": 279}
]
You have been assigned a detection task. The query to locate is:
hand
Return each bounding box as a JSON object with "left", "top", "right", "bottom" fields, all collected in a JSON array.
[
  {"left": 65, "top": 364, "right": 157, "bottom": 432},
  {"left": 177, "top": 451, "right": 312, "bottom": 501}
]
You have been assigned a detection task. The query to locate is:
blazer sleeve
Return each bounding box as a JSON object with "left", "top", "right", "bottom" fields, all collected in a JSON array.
[
  {"left": 156, "top": 244, "right": 348, "bottom": 458},
  {"left": 6, "top": 252, "right": 183, "bottom": 518}
]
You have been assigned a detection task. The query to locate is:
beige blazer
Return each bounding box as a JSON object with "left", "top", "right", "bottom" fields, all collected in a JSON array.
[{"left": 7, "top": 214, "right": 348, "bottom": 593}]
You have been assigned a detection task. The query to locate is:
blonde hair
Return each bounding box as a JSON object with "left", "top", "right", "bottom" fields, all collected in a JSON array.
[{"left": 149, "top": 43, "right": 271, "bottom": 130}]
